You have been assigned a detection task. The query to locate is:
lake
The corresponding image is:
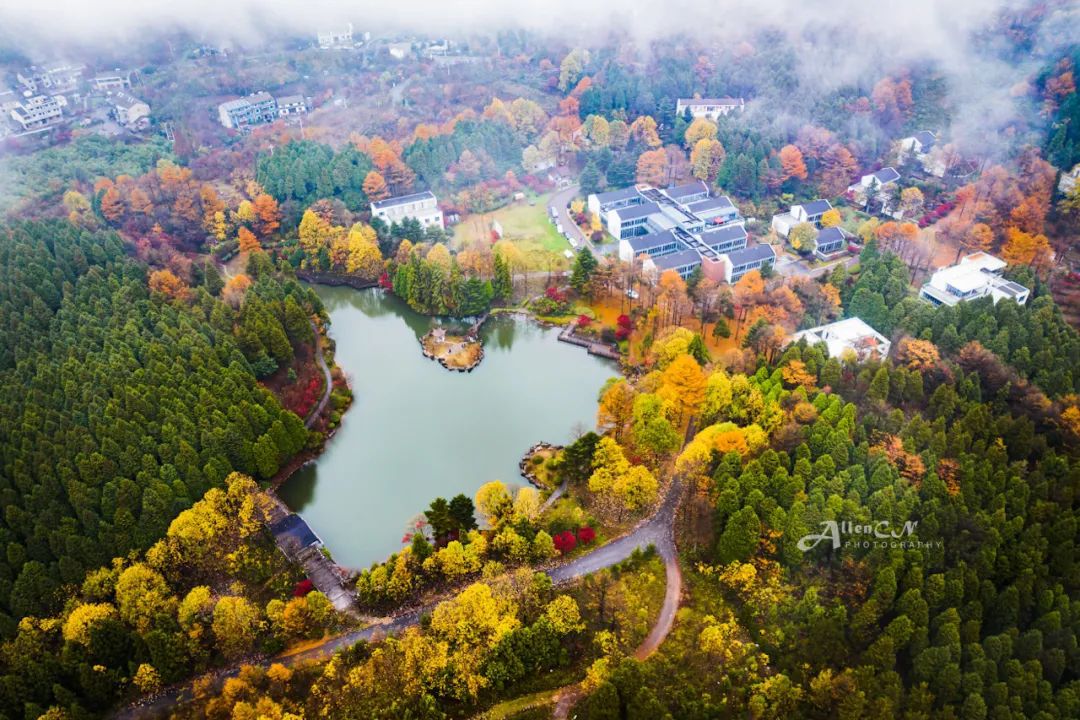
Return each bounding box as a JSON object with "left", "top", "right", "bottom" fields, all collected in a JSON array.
[{"left": 278, "top": 286, "right": 618, "bottom": 569}]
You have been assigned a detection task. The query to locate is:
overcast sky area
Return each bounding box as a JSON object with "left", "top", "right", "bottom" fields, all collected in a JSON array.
[{"left": 1, "top": 0, "right": 1077, "bottom": 150}]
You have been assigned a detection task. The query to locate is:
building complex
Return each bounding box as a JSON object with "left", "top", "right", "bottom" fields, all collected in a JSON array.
[{"left": 590, "top": 181, "right": 775, "bottom": 284}]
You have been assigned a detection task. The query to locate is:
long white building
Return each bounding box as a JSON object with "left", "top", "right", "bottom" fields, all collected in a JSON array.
[
  {"left": 371, "top": 191, "right": 443, "bottom": 228},
  {"left": 919, "top": 253, "right": 1029, "bottom": 307}
]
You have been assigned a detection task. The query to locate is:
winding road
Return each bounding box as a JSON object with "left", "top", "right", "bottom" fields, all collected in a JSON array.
[{"left": 113, "top": 472, "right": 685, "bottom": 719}]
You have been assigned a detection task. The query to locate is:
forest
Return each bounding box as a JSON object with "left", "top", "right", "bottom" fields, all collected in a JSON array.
[{"left": 0, "top": 221, "right": 313, "bottom": 630}]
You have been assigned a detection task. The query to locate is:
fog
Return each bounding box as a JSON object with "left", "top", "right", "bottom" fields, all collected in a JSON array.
[{"left": 1, "top": 0, "right": 1077, "bottom": 151}]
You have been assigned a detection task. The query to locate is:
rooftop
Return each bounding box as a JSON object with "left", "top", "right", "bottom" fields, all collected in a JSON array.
[
  {"left": 791, "top": 317, "right": 890, "bottom": 359},
  {"left": 372, "top": 190, "right": 438, "bottom": 210},
  {"left": 651, "top": 248, "right": 703, "bottom": 271},
  {"left": 872, "top": 167, "right": 901, "bottom": 184},
  {"left": 593, "top": 186, "right": 642, "bottom": 205},
  {"left": 613, "top": 201, "right": 661, "bottom": 221},
  {"left": 816, "top": 226, "right": 850, "bottom": 244},
  {"left": 725, "top": 243, "right": 776, "bottom": 266},
  {"left": 800, "top": 199, "right": 833, "bottom": 216},
  {"left": 699, "top": 223, "right": 747, "bottom": 244},
  {"left": 687, "top": 196, "right": 735, "bottom": 214},
  {"left": 664, "top": 180, "right": 709, "bottom": 202},
  {"left": 914, "top": 130, "right": 936, "bottom": 149},
  {"left": 277, "top": 94, "right": 305, "bottom": 105},
  {"left": 626, "top": 230, "right": 680, "bottom": 254}
]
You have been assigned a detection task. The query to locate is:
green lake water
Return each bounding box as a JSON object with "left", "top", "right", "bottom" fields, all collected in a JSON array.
[{"left": 277, "top": 286, "right": 617, "bottom": 569}]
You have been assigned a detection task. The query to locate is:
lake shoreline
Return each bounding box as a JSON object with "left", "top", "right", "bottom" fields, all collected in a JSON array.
[{"left": 275, "top": 283, "right": 619, "bottom": 570}]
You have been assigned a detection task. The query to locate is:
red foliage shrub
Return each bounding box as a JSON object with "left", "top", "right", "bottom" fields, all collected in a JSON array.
[
  {"left": 545, "top": 286, "right": 567, "bottom": 303},
  {"left": 553, "top": 530, "right": 577, "bottom": 554},
  {"left": 577, "top": 314, "right": 592, "bottom": 327},
  {"left": 616, "top": 314, "right": 632, "bottom": 329},
  {"left": 615, "top": 326, "right": 631, "bottom": 341},
  {"left": 378, "top": 272, "right": 393, "bottom": 289},
  {"left": 293, "top": 579, "right": 314, "bottom": 597},
  {"left": 577, "top": 526, "right": 596, "bottom": 544}
]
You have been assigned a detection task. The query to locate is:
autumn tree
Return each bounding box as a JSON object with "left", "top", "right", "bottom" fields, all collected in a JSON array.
[
  {"left": 252, "top": 193, "right": 281, "bottom": 237},
  {"left": 819, "top": 208, "right": 842, "bottom": 228},
  {"left": 237, "top": 226, "right": 261, "bottom": 253},
  {"left": 636, "top": 149, "right": 669, "bottom": 186},
  {"left": 778, "top": 145, "right": 808, "bottom": 182},
  {"left": 1001, "top": 227, "right": 1053, "bottom": 272},
  {"left": 362, "top": 171, "right": 391, "bottom": 202},
  {"left": 690, "top": 139, "right": 726, "bottom": 182},
  {"left": 148, "top": 269, "right": 190, "bottom": 301},
  {"left": 684, "top": 118, "right": 718, "bottom": 148}
]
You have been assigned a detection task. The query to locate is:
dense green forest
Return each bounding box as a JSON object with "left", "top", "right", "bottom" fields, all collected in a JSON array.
[
  {"left": 0, "top": 221, "right": 311, "bottom": 629},
  {"left": 0, "top": 137, "right": 173, "bottom": 216},
  {"left": 255, "top": 140, "right": 375, "bottom": 225}
]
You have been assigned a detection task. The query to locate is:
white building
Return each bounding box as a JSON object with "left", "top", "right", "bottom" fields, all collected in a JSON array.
[
  {"left": 276, "top": 95, "right": 309, "bottom": 116},
  {"left": 16, "top": 63, "right": 85, "bottom": 93},
  {"left": 10, "top": 95, "right": 63, "bottom": 130},
  {"left": 791, "top": 317, "right": 892, "bottom": 361},
  {"left": 675, "top": 97, "right": 746, "bottom": 119},
  {"left": 919, "top": 253, "right": 1030, "bottom": 307},
  {"left": 899, "top": 130, "right": 946, "bottom": 177},
  {"left": 372, "top": 191, "right": 443, "bottom": 228},
  {"left": 771, "top": 199, "right": 833, "bottom": 238},
  {"left": 217, "top": 92, "right": 278, "bottom": 129},
  {"left": 317, "top": 23, "right": 354, "bottom": 49},
  {"left": 110, "top": 92, "right": 150, "bottom": 127},
  {"left": 388, "top": 42, "right": 412, "bottom": 60},
  {"left": 92, "top": 71, "right": 133, "bottom": 91}
]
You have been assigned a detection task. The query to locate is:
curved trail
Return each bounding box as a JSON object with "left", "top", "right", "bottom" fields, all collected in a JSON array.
[
  {"left": 113, "top": 476, "right": 685, "bottom": 719},
  {"left": 304, "top": 317, "right": 333, "bottom": 428}
]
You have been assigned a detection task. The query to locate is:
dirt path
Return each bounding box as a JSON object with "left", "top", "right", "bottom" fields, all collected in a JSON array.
[{"left": 304, "top": 317, "right": 333, "bottom": 428}]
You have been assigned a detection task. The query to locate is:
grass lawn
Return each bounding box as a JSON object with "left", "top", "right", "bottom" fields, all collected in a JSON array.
[{"left": 452, "top": 193, "right": 573, "bottom": 270}]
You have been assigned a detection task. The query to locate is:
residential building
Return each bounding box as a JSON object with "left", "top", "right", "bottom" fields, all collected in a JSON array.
[
  {"left": 372, "top": 191, "right": 443, "bottom": 228},
  {"left": 16, "top": 63, "right": 85, "bottom": 93},
  {"left": 607, "top": 202, "right": 662, "bottom": 240},
  {"left": 675, "top": 97, "right": 746, "bottom": 119},
  {"left": 217, "top": 92, "right": 278, "bottom": 129},
  {"left": 588, "top": 186, "right": 644, "bottom": 218},
  {"left": 899, "top": 130, "right": 936, "bottom": 156},
  {"left": 771, "top": 199, "right": 833, "bottom": 238},
  {"left": 643, "top": 248, "right": 703, "bottom": 280},
  {"left": 813, "top": 226, "right": 850, "bottom": 260},
  {"left": 919, "top": 253, "right": 1030, "bottom": 307},
  {"left": 899, "top": 130, "right": 946, "bottom": 177},
  {"left": 851, "top": 167, "right": 900, "bottom": 191},
  {"left": 10, "top": 95, "right": 63, "bottom": 130},
  {"left": 790, "top": 317, "right": 892, "bottom": 361},
  {"left": 276, "top": 95, "right": 308, "bottom": 116},
  {"left": 317, "top": 23, "right": 354, "bottom": 49},
  {"left": 699, "top": 224, "right": 748, "bottom": 255},
  {"left": 717, "top": 244, "right": 776, "bottom": 283},
  {"left": 91, "top": 71, "right": 133, "bottom": 91},
  {"left": 110, "top": 92, "right": 150, "bottom": 127}
]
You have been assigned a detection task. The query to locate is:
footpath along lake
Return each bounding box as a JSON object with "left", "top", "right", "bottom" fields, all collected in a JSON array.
[{"left": 278, "top": 285, "right": 617, "bottom": 569}]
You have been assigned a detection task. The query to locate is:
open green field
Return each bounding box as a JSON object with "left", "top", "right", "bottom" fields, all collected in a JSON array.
[{"left": 453, "top": 193, "right": 573, "bottom": 270}]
